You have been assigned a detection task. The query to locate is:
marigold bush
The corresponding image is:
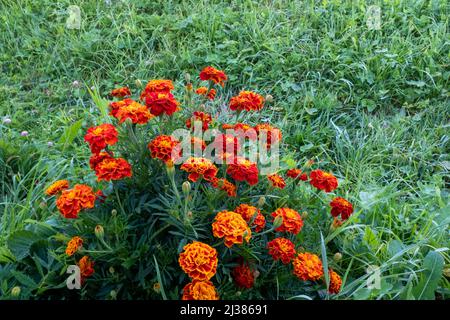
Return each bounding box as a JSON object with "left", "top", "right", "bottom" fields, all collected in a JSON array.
[{"left": 40, "top": 66, "right": 356, "bottom": 300}]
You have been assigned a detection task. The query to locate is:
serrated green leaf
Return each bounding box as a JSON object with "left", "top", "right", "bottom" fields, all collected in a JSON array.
[
  {"left": 7, "top": 230, "right": 42, "bottom": 261},
  {"left": 412, "top": 251, "right": 444, "bottom": 300}
]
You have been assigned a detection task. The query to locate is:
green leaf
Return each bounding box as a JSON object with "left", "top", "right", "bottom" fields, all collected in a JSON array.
[
  {"left": 7, "top": 230, "right": 42, "bottom": 260},
  {"left": 412, "top": 251, "right": 444, "bottom": 300},
  {"left": 58, "top": 119, "right": 83, "bottom": 150},
  {"left": 320, "top": 232, "right": 329, "bottom": 295},
  {"left": 153, "top": 255, "right": 167, "bottom": 300},
  {"left": 0, "top": 246, "right": 16, "bottom": 263},
  {"left": 11, "top": 270, "right": 38, "bottom": 288},
  {"left": 363, "top": 226, "right": 379, "bottom": 251}
]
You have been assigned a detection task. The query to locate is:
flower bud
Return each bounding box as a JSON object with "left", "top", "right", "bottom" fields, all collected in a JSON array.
[
  {"left": 110, "top": 290, "right": 117, "bottom": 300},
  {"left": 331, "top": 218, "right": 343, "bottom": 231},
  {"left": 39, "top": 201, "right": 47, "bottom": 209},
  {"left": 184, "top": 73, "right": 191, "bottom": 82},
  {"left": 94, "top": 225, "right": 104, "bottom": 239},
  {"left": 265, "top": 94, "right": 274, "bottom": 103},
  {"left": 72, "top": 80, "right": 80, "bottom": 88},
  {"left": 11, "top": 286, "right": 21, "bottom": 298},
  {"left": 21, "top": 131, "right": 29, "bottom": 137},
  {"left": 333, "top": 252, "right": 343, "bottom": 262},
  {"left": 236, "top": 291, "right": 241, "bottom": 297},
  {"left": 257, "top": 196, "right": 266, "bottom": 207},
  {"left": 186, "top": 211, "right": 193, "bottom": 219},
  {"left": 109, "top": 267, "right": 115, "bottom": 274},
  {"left": 301, "top": 211, "right": 308, "bottom": 219},
  {"left": 185, "top": 83, "right": 193, "bottom": 91},
  {"left": 124, "top": 117, "right": 133, "bottom": 126},
  {"left": 166, "top": 162, "right": 175, "bottom": 177},
  {"left": 273, "top": 215, "right": 283, "bottom": 229},
  {"left": 253, "top": 269, "right": 260, "bottom": 279},
  {"left": 111, "top": 209, "right": 117, "bottom": 216},
  {"left": 153, "top": 282, "right": 161, "bottom": 293},
  {"left": 135, "top": 79, "right": 143, "bottom": 88},
  {"left": 3, "top": 118, "right": 11, "bottom": 124},
  {"left": 444, "top": 267, "right": 450, "bottom": 278},
  {"left": 182, "top": 181, "right": 191, "bottom": 196}
]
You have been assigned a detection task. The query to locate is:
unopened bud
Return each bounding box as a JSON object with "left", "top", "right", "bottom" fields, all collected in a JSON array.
[
  {"left": 236, "top": 291, "right": 241, "bottom": 297},
  {"left": 253, "top": 269, "right": 260, "bottom": 279},
  {"left": 94, "top": 225, "right": 104, "bottom": 239},
  {"left": 182, "top": 181, "right": 191, "bottom": 196},
  {"left": 186, "top": 211, "right": 193, "bottom": 219},
  {"left": 444, "top": 267, "right": 450, "bottom": 278},
  {"left": 330, "top": 218, "right": 343, "bottom": 231},
  {"left": 135, "top": 79, "right": 143, "bottom": 88},
  {"left": 72, "top": 80, "right": 80, "bottom": 88},
  {"left": 257, "top": 196, "right": 266, "bottom": 207},
  {"left": 110, "top": 290, "right": 117, "bottom": 299},
  {"left": 265, "top": 94, "right": 274, "bottom": 103},
  {"left": 333, "top": 252, "right": 343, "bottom": 262},
  {"left": 153, "top": 282, "right": 161, "bottom": 293},
  {"left": 11, "top": 286, "right": 21, "bottom": 298},
  {"left": 184, "top": 73, "right": 191, "bottom": 82},
  {"left": 111, "top": 209, "right": 117, "bottom": 216},
  {"left": 301, "top": 211, "right": 308, "bottom": 219},
  {"left": 166, "top": 162, "right": 175, "bottom": 177},
  {"left": 109, "top": 267, "right": 115, "bottom": 274},
  {"left": 273, "top": 215, "right": 283, "bottom": 229}
]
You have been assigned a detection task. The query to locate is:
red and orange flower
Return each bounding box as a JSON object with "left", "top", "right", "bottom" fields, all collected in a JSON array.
[
  {"left": 199, "top": 66, "right": 227, "bottom": 86},
  {"left": 271, "top": 207, "right": 303, "bottom": 235},
  {"left": 195, "top": 87, "right": 208, "bottom": 95},
  {"left": 207, "top": 89, "right": 216, "bottom": 100},
  {"left": 140, "top": 79, "right": 174, "bottom": 100},
  {"left": 229, "top": 91, "right": 264, "bottom": 111},
  {"left": 65, "top": 236, "right": 83, "bottom": 256},
  {"left": 148, "top": 135, "right": 181, "bottom": 164},
  {"left": 235, "top": 204, "right": 266, "bottom": 232},
  {"left": 292, "top": 252, "right": 324, "bottom": 281},
  {"left": 267, "top": 174, "right": 286, "bottom": 189},
  {"left": 93, "top": 157, "right": 132, "bottom": 181},
  {"left": 89, "top": 151, "right": 113, "bottom": 170},
  {"left": 45, "top": 180, "right": 69, "bottom": 196},
  {"left": 78, "top": 255, "right": 94, "bottom": 279},
  {"left": 267, "top": 237, "right": 296, "bottom": 264},
  {"left": 56, "top": 184, "right": 96, "bottom": 219},
  {"left": 213, "top": 133, "right": 241, "bottom": 159},
  {"left": 232, "top": 262, "right": 255, "bottom": 289},
  {"left": 210, "top": 178, "right": 237, "bottom": 197},
  {"left": 330, "top": 197, "right": 354, "bottom": 220},
  {"left": 84, "top": 124, "right": 118, "bottom": 154},
  {"left": 286, "top": 169, "right": 308, "bottom": 181},
  {"left": 254, "top": 123, "right": 282, "bottom": 148},
  {"left": 113, "top": 100, "right": 154, "bottom": 124},
  {"left": 111, "top": 87, "right": 131, "bottom": 98},
  {"left": 178, "top": 241, "right": 218, "bottom": 281},
  {"left": 182, "top": 280, "right": 219, "bottom": 300},
  {"left": 185, "top": 111, "right": 212, "bottom": 131},
  {"left": 180, "top": 157, "right": 218, "bottom": 182},
  {"left": 212, "top": 210, "right": 251, "bottom": 247},
  {"left": 144, "top": 92, "right": 180, "bottom": 116},
  {"left": 109, "top": 98, "right": 134, "bottom": 117},
  {"left": 328, "top": 269, "right": 342, "bottom": 294},
  {"left": 226, "top": 157, "right": 259, "bottom": 186},
  {"left": 309, "top": 169, "right": 338, "bottom": 192}
]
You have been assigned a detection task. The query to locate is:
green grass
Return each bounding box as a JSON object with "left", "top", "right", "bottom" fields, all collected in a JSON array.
[{"left": 0, "top": 0, "right": 449, "bottom": 299}]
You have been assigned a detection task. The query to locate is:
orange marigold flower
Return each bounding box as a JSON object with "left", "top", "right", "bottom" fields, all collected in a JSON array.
[
  {"left": 229, "top": 91, "right": 265, "bottom": 111},
  {"left": 207, "top": 89, "right": 216, "bottom": 100},
  {"left": 111, "top": 86, "right": 131, "bottom": 98},
  {"left": 267, "top": 237, "right": 296, "bottom": 264},
  {"left": 212, "top": 210, "right": 251, "bottom": 248},
  {"left": 286, "top": 169, "right": 308, "bottom": 181},
  {"left": 144, "top": 92, "right": 180, "bottom": 116},
  {"left": 199, "top": 66, "right": 227, "bottom": 86},
  {"left": 328, "top": 269, "right": 342, "bottom": 294},
  {"left": 45, "top": 180, "right": 69, "bottom": 196},
  {"left": 254, "top": 123, "right": 282, "bottom": 148},
  {"left": 223, "top": 123, "right": 257, "bottom": 140},
  {"left": 148, "top": 135, "right": 182, "bottom": 164},
  {"left": 180, "top": 157, "right": 218, "bottom": 182},
  {"left": 140, "top": 79, "right": 174, "bottom": 100},
  {"left": 292, "top": 252, "right": 324, "bottom": 281},
  {"left": 191, "top": 136, "right": 207, "bottom": 150},
  {"left": 309, "top": 169, "right": 338, "bottom": 192},
  {"left": 232, "top": 262, "right": 255, "bottom": 289},
  {"left": 209, "top": 178, "right": 237, "bottom": 197},
  {"left": 78, "top": 255, "right": 94, "bottom": 279},
  {"left": 109, "top": 98, "right": 134, "bottom": 117},
  {"left": 94, "top": 157, "right": 132, "bottom": 181},
  {"left": 271, "top": 207, "right": 303, "bottom": 235},
  {"left": 195, "top": 87, "right": 208, "bottom": 95},
  {"left": 235, "top": 204, "right": 266, "bottom": 232},
  {"left": 178, "top": 241, "right": 218, "bottom": 281},
  {"left": 182, "top": 280, "right": 219, "bottom": 300},
  {"left": 65, "top": 236, "right": 83, "bottom": 256},
  {"left": 56, "top": 184, "right": 96, "bottom": 219},
  {"left": 213, "top": 133, "right": 241, "bottom": 159},
  {"left": 186, "top": 111, "right": 212, "bottom": 131},
  {"left": 84, "top": 124, "right": 118, "bottom": 154},
  {"left": 89, "top": 151, "right": 113, "bottom": 170},
  {"left": 267, "top": 174, "right": 286, "bottom": 189},
  {"left": 330, "top": 197, "right": 354, "bottom": 220},
  {"left": 226, "top": 157, "right": 259, "bottom": 186},
  {"left": 114, "top": 100, "right": 154, "bottom": 124}
]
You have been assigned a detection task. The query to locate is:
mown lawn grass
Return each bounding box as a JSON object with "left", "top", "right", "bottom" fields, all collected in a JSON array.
[{"left": 0, "top": 0, "right": 448, "bottom": 299}]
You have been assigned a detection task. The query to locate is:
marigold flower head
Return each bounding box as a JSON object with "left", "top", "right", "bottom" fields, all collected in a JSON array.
[
  {"left": 180, "top": 157, "right": 218, "bottom": 182},
  {"left": 212, "top": 210, "right": 251, "bottom": 248},
  {"left": 195, "top": 86, "right": 208, "bottom": 95},
  {"left": 89, "top": 151, "right": 113, "bottom": 170},
  {"left": 309, "top": 169, "right": 338, "bottom": 192},
  {"left": 229, "top": 91, "right": 265, "bottom": 111},
  {"left": 144, "top": 92, "right": 180, "bottom": 116},
  {"left": 182, "top": 280, "right": 219, "bottom": 300},
  {"left": 254, "top": 123, "right": 282, "bottom": 148},
  {"left": 223, "top": 123, "right": 257, "bottom": 140},
  {"left": 78, "top": 255, "right": 94, "bottom": 279},
  {"left": 199, "top": 66, "right": 227, "bottom": 86},
  {"left": 207, "top": 89, "right": 216, "bottom": 100},
  {"left": 45, "top": 180, "right": 69, "bottom": 196},
  {"left": 271, "top": 207, "right": 303, "bottom": 235},
  {"left": 235, "top": 204, "right": 266, "bottom": 232},
  {"left": 226, "top": 157, "right": 259, "bottom": 186},
  {"left": 65, "top": 236, "right": 83, "bottom": 256},
  {"left": 109, "top": 98, "right": 134, "bottom": 117},
  {"left": 267, "top": 237, "right": 296, "bottom": 264},
  {"left": 94, "top": 157, "right": 132, "bottom": 182},
  {"left": 178, "top": 241, "right": 218, "bottom": 281},
  {"left": 292, "top": 252, "right": 324, "bottom": 281},
  {"left": 328, "top": 269, "right": 342, "bottom": 294},
  {"left": 148, "top": 135, "right": 182, "bottom": 164},
  {"left": 209, "top": 177, "right": 237, "bottom": 197},
  {"left": 113, "top": 100, "right": 154, "bottom": 124},
  {"left": 330, "top": 197, "right": 354, "bottom": 220},
  {"left": 232, "top": 262, "right": 255, "bottom": 289},
  {"left": 185, "top": 111, "right": 212, "bottom": 131},
  {"left": 267, "top": 174, "right": 286, "bottom": 189},
  {"left": 111, "top": 87, "right": 131, "bottom": 98},
  {"left": 213, "top": 133, "right": 241, "bottom": 160},
  {"left": 56, "top": 184, "right": 96, "bottom": 219},
  {"left": 140, "top": 79, "right": 174, "bottom": 100},
  {"left": 286, "top": 169, "right": 308, "bottom": 181},
  {"left": 84, "top": 124, "right": 118, "bottom": 154}
]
